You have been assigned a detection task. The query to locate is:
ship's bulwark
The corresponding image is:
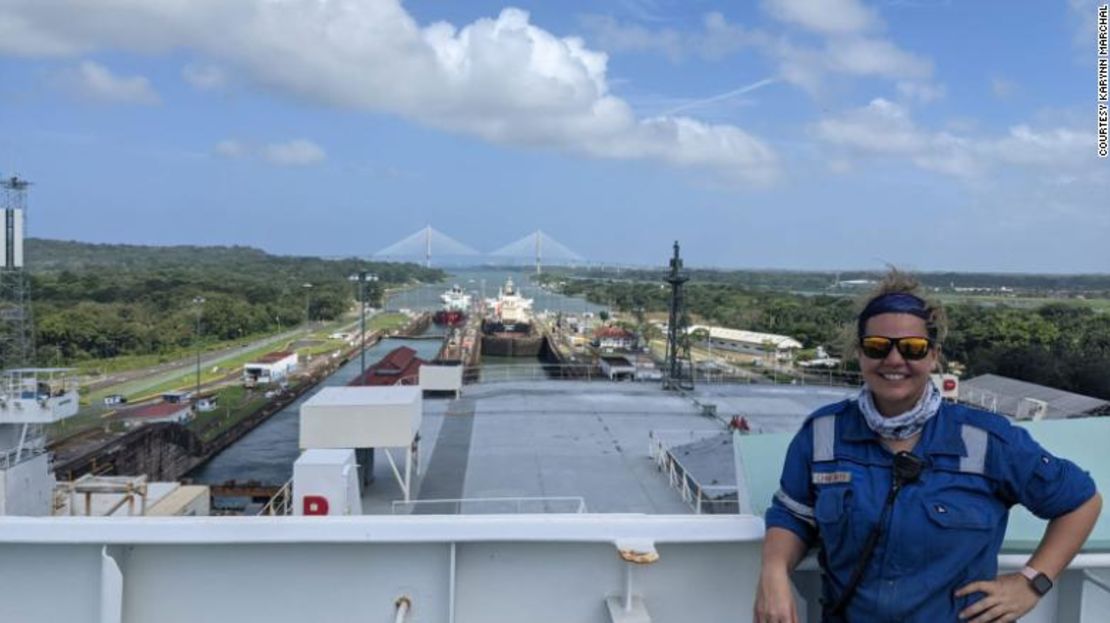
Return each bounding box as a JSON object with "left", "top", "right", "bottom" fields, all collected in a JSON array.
[{"left": 480, "top": 332, "right": 544, "bottom": 357}]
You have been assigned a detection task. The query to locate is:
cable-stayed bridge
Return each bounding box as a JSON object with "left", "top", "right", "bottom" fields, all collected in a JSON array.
[{"left": 374, "top": 226, "right": 584, "bottom": 273}]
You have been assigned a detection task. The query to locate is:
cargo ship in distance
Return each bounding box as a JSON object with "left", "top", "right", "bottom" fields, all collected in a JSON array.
[
  {"left": 481, "top": 277, "right": 543, "bottom": 357},
  {"left": 432, "top": 284, "right": 471, "bottom": 327}
]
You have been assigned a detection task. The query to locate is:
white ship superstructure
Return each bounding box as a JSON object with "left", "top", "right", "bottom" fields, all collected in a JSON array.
[
  {"left": 488, "top": 277, "right": 533, "bottom": 325},
  {"left": 0, "top": 368, "right": 78, "bottom": 515},
  {"left": 439, "top": 284, "right": 471, "bottom": 312}
]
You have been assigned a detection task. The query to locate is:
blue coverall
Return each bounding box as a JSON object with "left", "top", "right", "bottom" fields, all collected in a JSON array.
[{"left": 765, "top": 399, "right": 1097, "bottom": 622}]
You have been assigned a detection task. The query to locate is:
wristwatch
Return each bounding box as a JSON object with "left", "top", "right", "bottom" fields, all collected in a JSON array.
[{"left": 1021, "top": 565, "right": 1054, "bottom": 596}]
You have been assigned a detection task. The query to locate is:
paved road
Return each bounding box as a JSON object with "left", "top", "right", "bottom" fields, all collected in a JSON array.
[{"left": 82, "top": 316, "right": 364, "bottom": 401}]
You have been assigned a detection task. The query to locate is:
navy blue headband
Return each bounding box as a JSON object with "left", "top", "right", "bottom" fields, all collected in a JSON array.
[{"left": 857, "top": 293, "right": 933, "bottom": 338}]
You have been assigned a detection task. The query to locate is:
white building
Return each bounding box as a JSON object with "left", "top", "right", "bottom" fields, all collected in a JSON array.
[
  {"left": 690, "top": 326, "right": 803, "bottom": 361},
  {"left": 244, "top": 351, "right": 298, "bottom": 387},
  {"left": 593, "top": 326, "right": 637, "bottom": 351},
  {"left": 598, "top": 356, "right": 636, "bottom": 381}
]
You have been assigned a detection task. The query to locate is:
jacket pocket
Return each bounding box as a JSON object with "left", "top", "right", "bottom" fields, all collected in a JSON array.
[
  {"left": 814, "top": 486, "right": 853, "bottom": 567},
  {"left": 917, "top": 495, "right": 1000, "bottom": 604},
  {"left": 815, "top": 485, "right": 849, "bottom": 523},
  {"left": 923, "top": 498, "right": 992, "bottom": 530}
]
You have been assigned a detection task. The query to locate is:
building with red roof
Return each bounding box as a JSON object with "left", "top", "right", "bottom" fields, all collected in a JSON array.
[
  {"left": 593, "top": 326, "right": 638, "bottom": 351},
  {"left": 348, "top": 346, "right": 426, "bottom": 387},
  {"left": 114, "top": 402, "right": 192, "bottom": 428}
]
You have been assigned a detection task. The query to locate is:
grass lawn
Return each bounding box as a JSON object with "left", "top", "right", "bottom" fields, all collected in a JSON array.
[
  {"left": 81, "top": 314, "right": 386, "bottom": 404},
  {"left": 189, "top": 385, "right": 271, "bottom": 443},
  {"left": 46, "top": 406, "right": 115, "bottom": 442},
  {"left": 69, "top": 327, "right": 294, "bottom": 377},
  {"left": 368, "top": 312, "right": 410, "bottom": 332}
]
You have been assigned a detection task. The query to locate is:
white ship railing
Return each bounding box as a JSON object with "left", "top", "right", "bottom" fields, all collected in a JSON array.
[
  {"left": 0, "top": 515, "right": 1104, "bottom": 623},
  {"left": 469, "top": 363, "right": 864, "bottom": 387},
  {"left": 391, "top": 496, "right": 588, "bottom": 515},
  {"left": 649, "top": 429, "right": 739, "bottom": 515},
  {"left": 258, "top": 480, "right": 293, "bottom": 516},
  {"left": 0, "top": 444, "right": 45, "bottom": 469}
]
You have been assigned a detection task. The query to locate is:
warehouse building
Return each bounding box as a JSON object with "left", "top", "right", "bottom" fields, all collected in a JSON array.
[
  {"left": 689, "top": 326, "right": 803, "bottom": 361},
  {"left": 960, "top": 374, "right": 1110, "bottom": 420},
  {"left": 243, "top": 351, "right": 298, "bottom": 387}
]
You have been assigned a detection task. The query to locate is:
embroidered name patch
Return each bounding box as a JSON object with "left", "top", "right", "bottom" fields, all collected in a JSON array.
[{"left": 812, "top": 471, "right": 852, "bottom": 484}]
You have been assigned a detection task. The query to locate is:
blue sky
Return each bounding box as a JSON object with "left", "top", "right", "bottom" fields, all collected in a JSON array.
[{"left": 0, "top": 0, "right": 1106, "bottom": 272}]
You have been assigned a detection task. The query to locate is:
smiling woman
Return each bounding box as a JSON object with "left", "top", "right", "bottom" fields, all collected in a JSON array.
[{"left": 754, "top": 269, "right": 1102, "bottom": 623}]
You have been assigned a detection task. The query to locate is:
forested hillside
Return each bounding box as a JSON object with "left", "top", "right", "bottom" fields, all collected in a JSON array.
[
  {"left": 18, "top": 239, "right": 444, "bottom": 365},
  {"left": 542, "top": 274, "right": 1110, "bottom": 401},
  {"left": 561, "top": 266, "right": 1110, "bottom": 297}
]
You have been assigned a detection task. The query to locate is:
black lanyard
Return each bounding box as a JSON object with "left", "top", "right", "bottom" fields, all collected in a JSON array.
[{"left": 825, "top": 451, "right": 926, "bottom": 619}]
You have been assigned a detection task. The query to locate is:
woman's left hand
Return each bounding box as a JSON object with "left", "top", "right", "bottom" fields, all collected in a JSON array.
[{"left": 955, "top": 573, "right": 1041, "bottom": 622}]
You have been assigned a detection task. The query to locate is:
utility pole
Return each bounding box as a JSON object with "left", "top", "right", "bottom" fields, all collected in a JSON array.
[
  {"left": 349, "top": 271, "right": 378, "bottom": 384},
  {"left": 302, "top": 283, "right": 313, "bottom": 325},
  {"left": 193, "top": 296, "right": 205, "bottom": 399}
]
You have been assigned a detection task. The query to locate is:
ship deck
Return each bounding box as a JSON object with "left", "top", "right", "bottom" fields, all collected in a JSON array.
[{"left": 360, "top": 380, "right": 855, "bottom": 514}]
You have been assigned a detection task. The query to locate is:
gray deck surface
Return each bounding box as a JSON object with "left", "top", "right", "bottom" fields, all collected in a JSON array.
[{"left": 360, "top": 380, "right": 856, "bottom": 515}]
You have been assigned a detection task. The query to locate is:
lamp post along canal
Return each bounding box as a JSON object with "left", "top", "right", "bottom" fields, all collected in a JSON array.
[
  {"left": 192, "top": 296, "right": 205, "bottom": 400},
  {"left": 302, "top": 282, "right": 313, "bottom": 325},
  {"left": 349, "top": 271, "right": 379, "bottom": 385}
]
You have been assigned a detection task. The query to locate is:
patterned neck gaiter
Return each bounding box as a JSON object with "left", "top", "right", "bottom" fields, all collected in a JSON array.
[{"left": 857, "top": 381, "right": 942, "bottom": 440}]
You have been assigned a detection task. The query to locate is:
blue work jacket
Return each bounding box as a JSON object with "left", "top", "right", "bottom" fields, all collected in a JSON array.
[{"left": 765, "top": 400, "right": 1097, "bottom": 622}]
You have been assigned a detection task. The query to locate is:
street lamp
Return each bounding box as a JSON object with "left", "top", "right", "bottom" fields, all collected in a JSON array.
[
  {"left": 349, "top": 271, "right": 379, "bottom": 384},
  {"left": 302, "top": 283, "right": 313, "bottom": 325},
  {"left": 192, "top": 296, "right": 205, "bottom": 400}
]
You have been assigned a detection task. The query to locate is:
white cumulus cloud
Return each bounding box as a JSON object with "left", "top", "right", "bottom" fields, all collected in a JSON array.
[
  {"left": 579, "top": 12, "right": 767, "bottom": 62},
  {"left": 215, "top": 138, "right": 326, "bottom": 166},
  {"left": 762, "top": 0, "right": 880, "bottom": 36},
  {"left": 580, "top": 6, "right": 937, "bottom": 101},
  {"left": 262, "top": 139, "right": 326, "bottom": 166},
  {"left": 63, "top": 60, "right": 160, "bottom": 105},
  {"left": 0, "top": 0, "right": 778, "bottom": 184},
  {"left": 814, "top": 98, "right": 1092, "bottom": 179},
  {"left": 214, "top": 139, "right": 246, "bottom": 158},
  {"left": 761, "top": 0, "right": 938, "bottom": 97}
]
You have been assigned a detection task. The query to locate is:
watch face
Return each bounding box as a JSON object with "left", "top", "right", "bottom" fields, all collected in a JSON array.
[{"left": 1032, "top": 573, "right": 1053, "bottom": 595}]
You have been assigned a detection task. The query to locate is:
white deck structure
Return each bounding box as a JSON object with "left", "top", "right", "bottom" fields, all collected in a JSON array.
[
  {"left": 0, "top": 369, "right": 79, "bottom": 515},
  {"left": 0, "top": 515, "right": 1106, "bottom": 623}
]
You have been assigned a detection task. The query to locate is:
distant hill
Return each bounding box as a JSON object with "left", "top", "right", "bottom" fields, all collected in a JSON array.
[
  {"left": 546, "top": 266, "right": 1110, "bottom": 296},
  {"left": 23, "top": 238, "right": 443, "bottom": 286},
  {"left": 13, "top": 238, "right": 444, "bottom": 366},
  {"left": 28, "top": 238, "right": 309, "bottom": 272}
]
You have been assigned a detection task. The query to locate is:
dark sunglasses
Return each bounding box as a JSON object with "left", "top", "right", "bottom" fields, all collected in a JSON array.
[{"left": 859, "top": 335, "right": 934, "bottom": 361}]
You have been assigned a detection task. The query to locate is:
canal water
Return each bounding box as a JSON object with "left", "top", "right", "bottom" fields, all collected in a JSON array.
[
  {"left": 190, "top": 332, "right": 444, "bottom": 486},
  {"left": 385, "top": 268, "right": 609, "bottom": 317},
  {"left": 193, "top": 269, "right": 608, "bottom": 486}
]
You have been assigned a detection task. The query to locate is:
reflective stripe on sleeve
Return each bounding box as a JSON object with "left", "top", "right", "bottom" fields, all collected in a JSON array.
[
  {"left": 959, "top": 424, "right": 988, "bottom": 475},
  {"left": 774, "top": 488, "right": 816, "bottom": 526},
  {"left": 812, "top": 415, "right": 836, "bottom": 462}
]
